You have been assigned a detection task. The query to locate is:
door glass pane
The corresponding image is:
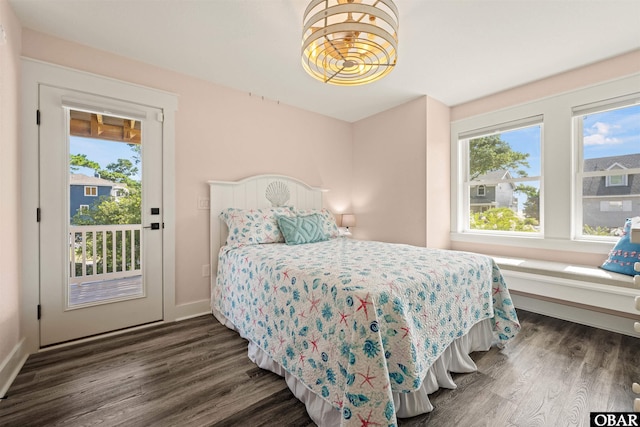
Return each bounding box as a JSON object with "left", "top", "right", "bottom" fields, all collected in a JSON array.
[{"left": 68, "top": 110, "right": 143, "bottom": 307}]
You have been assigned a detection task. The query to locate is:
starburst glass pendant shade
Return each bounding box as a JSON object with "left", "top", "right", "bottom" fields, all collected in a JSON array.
[{"left": 301, "top": 0, "right": 399, "bottom": 86}]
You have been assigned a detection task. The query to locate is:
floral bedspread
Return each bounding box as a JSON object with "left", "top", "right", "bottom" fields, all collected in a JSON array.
[{"left": 214, "top": 239, "right": 520, "bottom": 427}]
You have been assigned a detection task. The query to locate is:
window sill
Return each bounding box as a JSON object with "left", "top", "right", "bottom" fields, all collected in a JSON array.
[{"left": 450, "top": 231, "right": 615, "bottom": 254}]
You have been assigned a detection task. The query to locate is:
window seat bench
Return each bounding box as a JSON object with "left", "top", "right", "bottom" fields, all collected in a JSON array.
[{"left": 491, "top": 255, "right": 640, "bottom": 336}]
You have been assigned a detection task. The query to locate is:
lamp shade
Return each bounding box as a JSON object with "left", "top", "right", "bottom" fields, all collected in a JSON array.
[
  {"left": 301, "top": 0, "right": 399, "bottom": 86},
  {"left": 341, "top": 213, "right": 356, "bottom": 228}
]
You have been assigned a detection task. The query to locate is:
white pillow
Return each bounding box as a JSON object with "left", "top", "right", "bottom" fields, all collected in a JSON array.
[{"left": 219, "top": 207, "right": 294, "bottom": 247}]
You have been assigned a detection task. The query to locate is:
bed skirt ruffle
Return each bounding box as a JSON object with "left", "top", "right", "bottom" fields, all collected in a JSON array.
[{"left": 212, "top": 307, "right": 494, "bottom": 426}]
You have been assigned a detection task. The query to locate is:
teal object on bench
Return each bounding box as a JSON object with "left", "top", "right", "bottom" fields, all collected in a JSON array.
[{"left": 601, "top": 217, "right": 640, "bottom": 276}]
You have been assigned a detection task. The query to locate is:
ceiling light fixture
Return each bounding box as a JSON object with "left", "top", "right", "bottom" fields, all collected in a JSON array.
[{"left": 301, "top": 0, "right": 399, "bottom": 86}]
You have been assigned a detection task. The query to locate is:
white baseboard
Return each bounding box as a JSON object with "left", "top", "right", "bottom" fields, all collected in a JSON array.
[
  {"left": 0, "top": 338, "right": 28, "bottom": 399},
  {"left": 512, "top": 294, "right": 638, "bottom": 337},
  {"left": 174, "top": 299, "right": 211, "bottom": 321}
]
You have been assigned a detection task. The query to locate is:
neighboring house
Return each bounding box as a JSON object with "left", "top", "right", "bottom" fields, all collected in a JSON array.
[
  {"left": 583, "top": 153, "right": 640, "bottom": 229},
  {"left": 69, "top": 173, "right": 128, "bottom": 218},
  {"left": 469, "top": 170, "right": 518, "bottom": 213}
]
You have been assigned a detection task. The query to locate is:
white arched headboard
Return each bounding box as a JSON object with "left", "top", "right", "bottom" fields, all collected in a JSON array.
[{"left": 208, "top": 175, "right": 327, "bottom": 288}]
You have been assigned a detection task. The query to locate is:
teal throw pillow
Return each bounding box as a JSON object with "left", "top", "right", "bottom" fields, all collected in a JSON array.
[
  {"left": 601, "top": 217, "right": 640, "bottom": 276},
  {"left": 276, "top": 213, "right": 328, "bottom": 245}
]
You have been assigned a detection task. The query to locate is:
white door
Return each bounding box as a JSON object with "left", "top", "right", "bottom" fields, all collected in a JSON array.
[{"left": 39, "top": 85, "right": 164, "bottom": 346}]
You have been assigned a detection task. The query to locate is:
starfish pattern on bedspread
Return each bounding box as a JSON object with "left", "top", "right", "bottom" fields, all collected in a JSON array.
[{"left": 214, "top": 239, "right": 520, "bottom": 427}]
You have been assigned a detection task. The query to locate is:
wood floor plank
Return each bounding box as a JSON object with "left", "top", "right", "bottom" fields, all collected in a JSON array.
[
  {"left": 557, "top": 326, "right": 621, "bottom": 426},
  {"left": 0, "top": 310, "right": 637, "bottom": 427}
]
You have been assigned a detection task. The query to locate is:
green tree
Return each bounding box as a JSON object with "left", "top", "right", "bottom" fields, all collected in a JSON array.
[
  {"left": 515, "top": 184, "right": 540, "bottom": 222},
  {"left": 469, "top": 135, "right": 530, "bottom": 180},
  {"left": 583, "top": 224, "right": 613, "bottom": 236},
  {"left": 469, "top": 135, "right": 540, "bottom": 229},
  {"left": 70, "top": 145, "right": 142, "bottom": 275},
  {"left": 70, "top": 144, "right": 141, "bottom": 226},
  {"left": 470, "top": 207, "right": 537, "bottom": 232},
  {"left": 70, "top": 154, "right": 100, "bottom": 173},
  {"left": 71, "top": 192, "right": 140, "bottom": 225},
  {"left": 101, "top": 158, "right": 138, "bottom": 182}
]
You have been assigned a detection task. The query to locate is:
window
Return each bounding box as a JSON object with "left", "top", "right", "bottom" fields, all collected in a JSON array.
[
  {"left": 84, "top": 186, "right": 98, "bottom": 196},
  {"left": 599, "top": 200, "right": 632, "bottom": 212},
  {"left": 451, "top": 74, "right": 639, "bottom": 253},
  {"left": 605, "top": 163, "right": 628, "bottom": 187},
  {"left": 110, "top": 186, "right": 129, "bottom": 199},
  {"left": 574, "top": 97, "right": 640, "bottom": 239},
  {"left": 79, "top": 204, "right": 89, "bottom": 212},
  {"left": 460, "top": 116, "right": 542, "bottom": 234}
]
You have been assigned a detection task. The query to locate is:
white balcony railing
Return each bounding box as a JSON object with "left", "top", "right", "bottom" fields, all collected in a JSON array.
[{"left": 69, "top": 224, "right": 142, "bottom": 285}]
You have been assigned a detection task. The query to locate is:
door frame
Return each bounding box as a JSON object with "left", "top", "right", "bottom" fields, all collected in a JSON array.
[{"left": 21, "top": 58, "right": 178, "bottom": 353}]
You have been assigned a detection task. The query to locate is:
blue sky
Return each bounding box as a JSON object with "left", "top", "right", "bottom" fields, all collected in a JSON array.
[
  {"left": 486, "top": 103, "right": 639, "bottom": 213},
  {"left": 69, "top": 136, "right": 141, "bottom": 180},
  {"left": 498, "top": 126, "right": 541, "bottom": 213},
  {"left": 500, "top": 125, "right": 541, "bottom": 177},
  {"left": 496, "top": 103, "right": 639, "bottom": 176},
  {"left": 582, "top": 104, "right": 640, "bottom": 159}
]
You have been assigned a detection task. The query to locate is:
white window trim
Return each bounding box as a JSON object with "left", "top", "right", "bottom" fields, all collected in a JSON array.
[
  {"left": 476, "top": 185, "right": 486, "bottom": 197},
  {"left": 79, "top": 204, "right": 89, "bottom": 212},
  {"left": 451, "top": 73, "right": 640, "bottom": 254},
  {"left": 573, "top": 94, "right": 640, "bottom": 240},
  {"left": 84, "top": 185, "right": 98, "bottom": 196},
  {"left": 606, "top": 174, "right": 627, "bottom": 187},
  {"left": 605, "top": 163, "right": 628, "bottom": 187},
  {"left": 459, "top": 120, "right": 543, "bottom": 236}
]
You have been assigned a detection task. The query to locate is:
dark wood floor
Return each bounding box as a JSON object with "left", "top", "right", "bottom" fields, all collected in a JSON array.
[{"left": 0, "top": 310, "right": 637, "bottom": 427}]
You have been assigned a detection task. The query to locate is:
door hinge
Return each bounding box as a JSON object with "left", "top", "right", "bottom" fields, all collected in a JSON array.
[
  {"left": 36, "top": 110, "right": 41, "bottom": 125},
  {"left": 156, "top": 112, "right": 164, "bottom": 123},
  {"left": 37, "top": 304, "right": 41, "bottom": 320},
  {"left": 36, "top": 208, "right": 41, "bottom": 222}
]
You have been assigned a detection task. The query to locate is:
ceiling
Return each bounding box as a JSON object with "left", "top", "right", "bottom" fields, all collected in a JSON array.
[{"left": 9, "top": 0, "right": 640, "bottom": 122}]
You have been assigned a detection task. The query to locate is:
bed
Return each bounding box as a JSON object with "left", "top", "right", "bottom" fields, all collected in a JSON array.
[{"left": 209, "top": 175, "right": 520, "bottom": 427}]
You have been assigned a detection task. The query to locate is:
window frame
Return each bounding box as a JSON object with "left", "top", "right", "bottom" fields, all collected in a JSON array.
[
  {"left": 458, "top": 116, "right": 544, "bottom": 237},
  {"left": 604, "top": 163, "right": 628, "bottom": 188},
  {"left": 450, "top": 73, "right": 640, "bottom": 254},
  {"left": 573, "top": 94, "right": 640, "bottom": 241},
  {"left": 84, "top": 185, "right": 98, "bottom": 197}
]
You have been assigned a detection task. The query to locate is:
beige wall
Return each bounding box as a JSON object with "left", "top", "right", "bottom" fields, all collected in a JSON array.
[
  {"left": 452, "top": 49, "right": 640, "bottom": 122},
  {"left": 450, "top": 49, "right": 640, "bottom": 265},
  {"left": 21, "top": 29, "right": 354, "bottom": 306},
  {"left": 425, "top": 97, "right": 451, "bottom": 249},
  {"left": 352, "top": 97, "right": 427, "bottom": 246},
  {"left": 9, "top": 19, "right": 638, "bottom": 355},
  {"left": 0, "top": 0, "right": 22, "bottom": 368},
  {"left": 352, "top": 96, "right": 451, "bottom": 248}
]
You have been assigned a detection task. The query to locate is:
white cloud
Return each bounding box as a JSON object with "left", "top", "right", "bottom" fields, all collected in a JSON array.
[
  {"left": 584, "top": 121, "right": 621, "bottom": 146},
  {"left": 593, "top": 122, "right": 610, "bottom": 134}
]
